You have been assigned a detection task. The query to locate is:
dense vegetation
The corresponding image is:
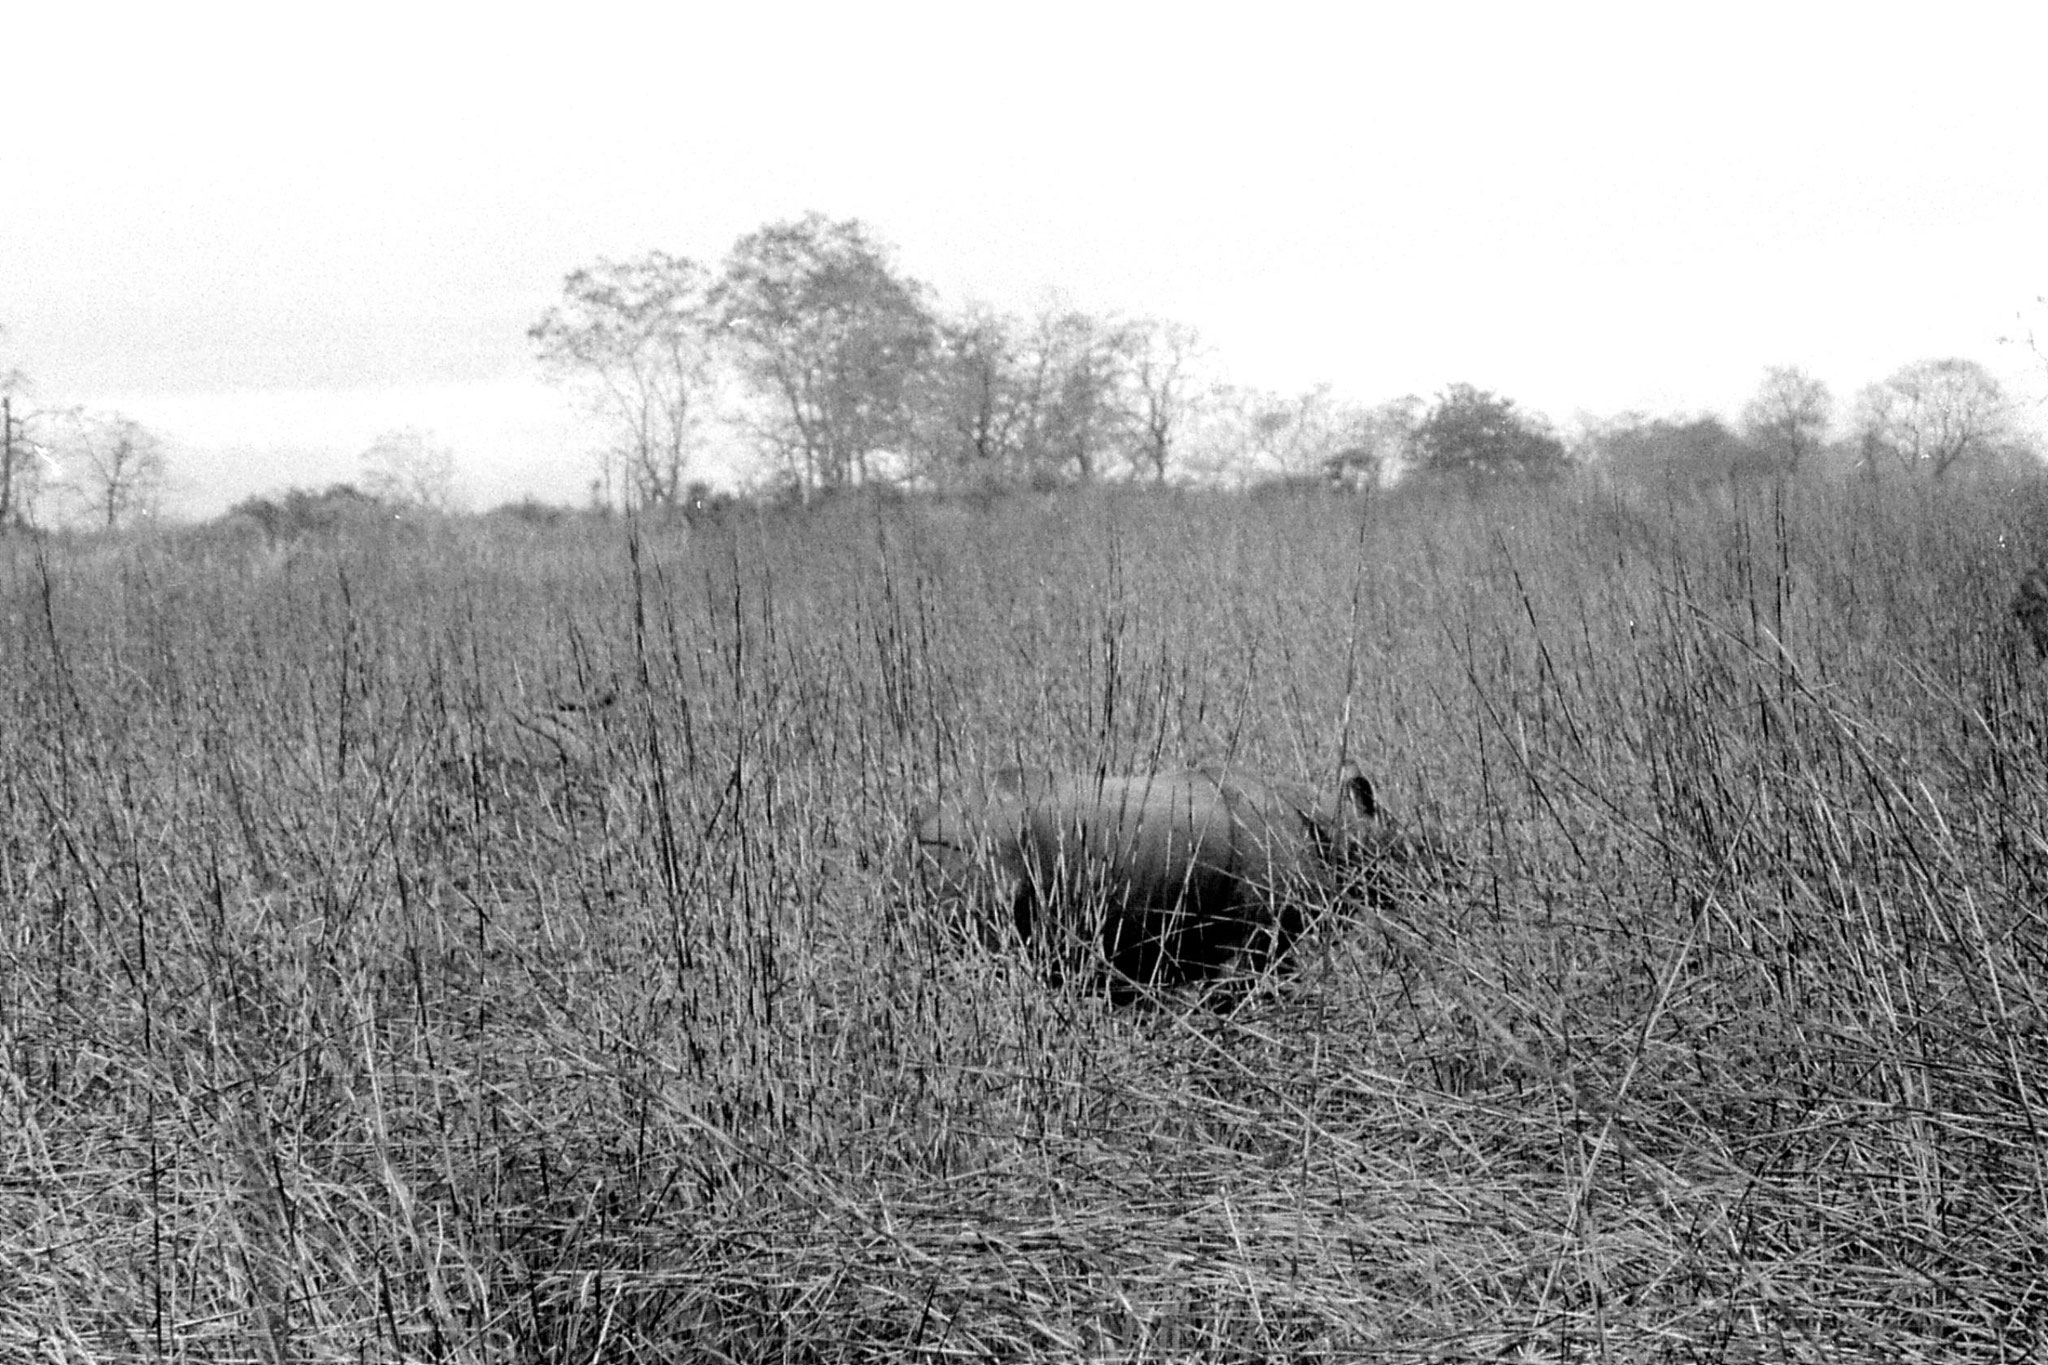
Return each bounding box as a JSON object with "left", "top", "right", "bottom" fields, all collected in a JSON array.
[{"left": 4, "top": 473, "right": 2047, "bottom": 1360}]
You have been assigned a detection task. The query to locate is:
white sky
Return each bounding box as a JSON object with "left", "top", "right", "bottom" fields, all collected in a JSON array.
[{"left": 6, "top": 2, "right": 2044, "bottom": 517}]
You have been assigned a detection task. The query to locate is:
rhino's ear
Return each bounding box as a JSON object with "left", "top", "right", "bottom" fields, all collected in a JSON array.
[{"left": 1336, "top": 763, "right": 1378, "bottom": 821}]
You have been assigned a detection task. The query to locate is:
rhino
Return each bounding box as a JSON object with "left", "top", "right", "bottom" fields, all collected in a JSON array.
[
  {"left": 2014, "top": 567, "right": 2048, "bottom": 658},
  {"left": 913, "top": 763, "right": 1422, "bottom": 993}
]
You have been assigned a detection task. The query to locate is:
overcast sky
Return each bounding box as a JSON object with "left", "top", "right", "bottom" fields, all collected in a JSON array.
[{"left": 6, "top": 2, "right": 2044, "bottom": 518}]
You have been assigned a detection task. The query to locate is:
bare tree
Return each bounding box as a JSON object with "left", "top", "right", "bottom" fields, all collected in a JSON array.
[
  {"left": 1023, "top": 307, "right": 1133, "bottom": 485},
  {"left": 714, "top": 214, "right": 934, "bottom": 497},
  {"left": 1739, "top": 366, "right": 1832, "bottom": 475},
  {"left": 531, "top": 251, "right": 712, "bottom": 512},
  {"left": 361, "top": 428, "right": 460, "bottom": 511},
  {"left": 1853, "top": 358, "right": 2009, "bottom": 480},
  {"left": 905, "top": 300, "right": 1168, "bottom": 491},
  {"left": 0, "top": 327, "right": 46, "bottom": 529},
  {"left": 0, "top": 395, "right": 28, "bottom": 528},
  {"left": 1190, "top": 385, "right": 1409, "bottom": 490},
  {"left": 1123, "top": 320, "right": 1202, "bottom": 483},
  {"left": 56, "top": 411, "right": 168, "bottom": 529},
  {"left": 1245, "top": 385, "right": 1348, "bottom": 479},
  {"left": 907, "top": 304, "right": 1033, "bottom": 488}
]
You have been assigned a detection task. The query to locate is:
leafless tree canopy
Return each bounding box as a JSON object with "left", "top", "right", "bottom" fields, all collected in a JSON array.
[
  {"left": 1123, "top": 321, "right": 1202, "bottom": 484},
  {"left": 1854, "top": 358, "right": 2010, "bottom": 481},
  {"left": 906, "top": 305, "right": 1184, "bottom": 492},
  {"left": 55, "top": 410, "right": 167, "bottom": 529},
  {"left": 361, "top": 428, "right": 460, "bottom": 512},
  {"left": 1740, "top": 366, "right": 1832, "bottom": 474},
  {"left": 0, "top": 328, "right": 46, "bottom": 528},
  {"left": 713, "top": 214, "right": 935, "bottom": 497},
  {"left": 531, "top": 251, "right": 713, "bottom": 511}
]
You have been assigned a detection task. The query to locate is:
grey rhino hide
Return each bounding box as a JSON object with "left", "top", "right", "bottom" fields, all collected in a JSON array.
[{"left": 914, "top": 765, "right": 1399, "bottom": 992}]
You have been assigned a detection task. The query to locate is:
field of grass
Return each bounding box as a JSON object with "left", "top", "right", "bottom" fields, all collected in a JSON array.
[{"left": 4, "top": 475, "right": 2047, "bottom": 1361}]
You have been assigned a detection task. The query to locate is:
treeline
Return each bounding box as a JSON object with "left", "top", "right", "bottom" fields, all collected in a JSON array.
[
  {"left": 3, "top": 223, "right": 2036, "bottom": 534},
  {"left": 529, "top": 213, "right": 1462, "bottom": 506},
  {"left": 528, "top": 215, "right": 1229, "bottom": 507},
  {"left": 535, "top": 213, "right": 2040, "bottom": 509},
  {"left": 1582, "top": 359, "right": 2036, "bottom": 494}
]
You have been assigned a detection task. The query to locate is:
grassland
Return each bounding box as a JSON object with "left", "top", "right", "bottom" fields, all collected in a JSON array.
[{"left": 4, "top": 476, "right": 2046, "bottom": 1361}]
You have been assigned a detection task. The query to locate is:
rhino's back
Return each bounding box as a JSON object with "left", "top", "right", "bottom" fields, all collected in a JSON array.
[
  {"left": 914, "top": 764, "right": 1362, "bottom": 990},
  {"left": 1014, "top": 770, "right": 1239, "bottom": 897}
]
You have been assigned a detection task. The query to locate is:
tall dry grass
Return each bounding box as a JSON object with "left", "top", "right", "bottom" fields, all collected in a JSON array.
[{"left": 2, "top": 475, "right": 2046, "bottom": 1361}]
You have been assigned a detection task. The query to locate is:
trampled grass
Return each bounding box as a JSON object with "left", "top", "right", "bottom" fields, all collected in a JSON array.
[{"left": 3, "top": 475, "right": 2046, "bottom": 1361}]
